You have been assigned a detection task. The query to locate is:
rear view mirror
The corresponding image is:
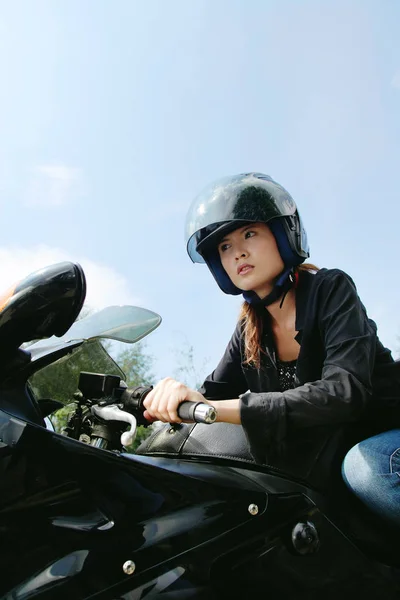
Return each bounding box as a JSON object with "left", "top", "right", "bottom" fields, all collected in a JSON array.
[{"left": 0, "top": 262, "right": 86, "bottom": 350}]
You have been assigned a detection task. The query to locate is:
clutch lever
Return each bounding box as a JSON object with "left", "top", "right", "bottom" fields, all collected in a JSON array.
[{"left": 92, "top": 404, "right": 137, "bottom": 447}]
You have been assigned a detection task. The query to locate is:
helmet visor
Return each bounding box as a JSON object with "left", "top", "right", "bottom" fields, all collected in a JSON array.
[{"left": 185, "top": 173, "right": 297, "bottom": 263}]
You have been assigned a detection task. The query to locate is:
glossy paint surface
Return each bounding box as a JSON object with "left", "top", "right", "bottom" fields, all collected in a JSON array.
[
  {"left": 0, "top": 409, "right": 399, "bottom": 599},
  {"left": 0, "top": 262, "right": 86, "bottom": 356}
]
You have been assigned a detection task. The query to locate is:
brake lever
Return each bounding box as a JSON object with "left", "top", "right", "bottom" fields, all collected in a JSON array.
[{"left": 92, "top": 404, "right": 137, "bottom": 447}]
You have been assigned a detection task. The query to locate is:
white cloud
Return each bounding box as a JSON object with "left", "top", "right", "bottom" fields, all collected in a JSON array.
[
  {"left": 0, "top": 244, "right": 140, "bottom": 311},
  {"left": 24, "top": 164, "right": 82, "bottom": 208},
  {"left": 391, "top": 71, "right": 400, "bottom": 89}
]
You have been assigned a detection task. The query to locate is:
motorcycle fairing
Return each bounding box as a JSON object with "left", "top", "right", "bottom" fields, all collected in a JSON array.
[{"left": 0, "top": 409, "right": 399, "bottom": 599}]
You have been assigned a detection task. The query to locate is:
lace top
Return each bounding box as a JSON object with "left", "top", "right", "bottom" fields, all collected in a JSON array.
[{"left": 276, "top": 359, "right": 297, "bottom": 392}]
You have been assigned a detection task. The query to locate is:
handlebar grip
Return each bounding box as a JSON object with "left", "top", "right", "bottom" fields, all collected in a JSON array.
[
  {"left": 177, "top": 401, "right": 217, "bottom": 424},
  {"left": 119, "top": 385, "right": 153, "bottom": 426}
]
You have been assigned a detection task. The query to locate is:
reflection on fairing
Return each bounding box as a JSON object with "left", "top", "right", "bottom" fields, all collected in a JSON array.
[
  {"left": 120, "top": 566, "right": 187, "bottom": 599},
  {"left": 8, "top": 550, "right": 89, "bottom": 600}
]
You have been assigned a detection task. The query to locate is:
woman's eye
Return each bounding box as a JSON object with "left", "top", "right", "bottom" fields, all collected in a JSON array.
[
  {"left": 219, "top": 243, "right": 230, "bottom": 252},
  {"left": 244, "top": 230, "right": 256, "bottom": 239}
]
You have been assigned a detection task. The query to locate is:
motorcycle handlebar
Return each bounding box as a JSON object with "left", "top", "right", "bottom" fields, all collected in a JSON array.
[
  {"left": 119, "top": 386, "right": 217, "bottom": 425},
  {"left": 177, "top": 401, "right": 217, "bottom": 424}
]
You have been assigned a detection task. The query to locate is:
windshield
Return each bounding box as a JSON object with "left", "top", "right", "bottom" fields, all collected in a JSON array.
[
  {"left": 26, "top": 305, "right": 161, "bottom": 435},
  {"left": 27, "top": 306, "right": 162, "bottom": 360},
  {"left": 29, "top": 339, "right": 124, "bottom": 406},
  {"left": 27, "top": 304, "right": 161, "bottom": 432}
]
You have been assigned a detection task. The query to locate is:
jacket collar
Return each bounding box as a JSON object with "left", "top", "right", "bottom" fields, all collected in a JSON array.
[
  {"left": 295, "top": 269, "right": 316, "bottom": 332},
  {"left": 261, "top": 268, "right": 317, "bottom": 346}
]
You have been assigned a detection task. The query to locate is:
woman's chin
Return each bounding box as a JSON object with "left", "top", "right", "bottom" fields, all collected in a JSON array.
[
  {"left": 250, "top": 284, "right": 274, "bottom": 298},
  {"left": 239, "top": 287, "right": 272, "bottom": 299},
  {"left": 231, "top": 276, "right": 273, "bottom": 297}
]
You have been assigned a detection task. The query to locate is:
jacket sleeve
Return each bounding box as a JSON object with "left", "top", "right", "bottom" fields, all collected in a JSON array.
[
  {"left": 240, "top": 270, "right": 377, "bottom": 460},
  {"left": 198, "top": 322, "right": 249, "bottom": 400}
]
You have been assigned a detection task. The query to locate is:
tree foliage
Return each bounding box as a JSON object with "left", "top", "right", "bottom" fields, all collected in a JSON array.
[
  {"left": 115, "top": 342, "right": 155, "bottom": 449},
  {"left": 172, "top": 337, "right": 210, "bottom": 390},
  {"left": 29, "top": 340, "right": 122, "bottom": 404},
  {"left": 117, "top": 342, "right": 153, "bottom": 387}
]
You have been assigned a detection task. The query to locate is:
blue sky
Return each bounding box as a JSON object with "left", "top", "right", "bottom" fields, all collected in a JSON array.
[{"left": 0, "top": 0, "right": 399, "bottom": 383}]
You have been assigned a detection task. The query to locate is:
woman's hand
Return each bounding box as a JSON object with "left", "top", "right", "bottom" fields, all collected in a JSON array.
[{"left": 142, "top": 377, "right": 208, "bottom": 423}]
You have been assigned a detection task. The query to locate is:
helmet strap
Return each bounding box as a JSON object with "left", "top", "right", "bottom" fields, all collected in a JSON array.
[{"left": 242, "top": 268, "right": 295, "bottom": 308}]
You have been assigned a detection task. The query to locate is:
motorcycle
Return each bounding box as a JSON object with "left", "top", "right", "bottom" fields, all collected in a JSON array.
[{"left": 0, "top": 261, "right": 398, "bottom": 599}]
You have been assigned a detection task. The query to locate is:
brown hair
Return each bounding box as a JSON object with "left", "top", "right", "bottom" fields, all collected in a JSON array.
[{"left": 239, "top": 263, "right": 319, "bottom": 368}]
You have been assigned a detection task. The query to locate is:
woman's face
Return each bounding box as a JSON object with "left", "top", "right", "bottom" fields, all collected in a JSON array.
[{"left": 217, "top": 222, "right": 284, "bottom": 298}]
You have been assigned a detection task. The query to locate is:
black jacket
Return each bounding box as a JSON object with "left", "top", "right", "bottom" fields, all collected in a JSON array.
[{"left": 199, "top": 268, "right": 399, "bottom": 480}]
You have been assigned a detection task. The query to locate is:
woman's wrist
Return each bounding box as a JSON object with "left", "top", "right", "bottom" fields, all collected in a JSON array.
[{"left": 204, "top": 398, "right": 241, "bottom": 425}]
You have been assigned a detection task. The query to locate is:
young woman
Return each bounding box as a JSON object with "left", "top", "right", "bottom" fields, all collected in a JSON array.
[{"left": 143, "top": 172, "right": 397, "bottom": 485}]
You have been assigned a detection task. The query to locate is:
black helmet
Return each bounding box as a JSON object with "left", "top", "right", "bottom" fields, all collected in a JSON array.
[{"left": 185, "top": 172, "right": 309, "bottom": 301}]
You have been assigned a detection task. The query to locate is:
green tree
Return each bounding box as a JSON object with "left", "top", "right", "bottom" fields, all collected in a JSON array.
[
  {"left": 29, "top": 340, "right": 122, "bottom": 404},
  {"left": 172, "top": 336, "right": 210, "bottom": 390},
  {"left": 116, "top": 342, "right": 155, "bottom": 450},
  {"left": 117, "top": 342, "right": 153, "bottom": 387}
]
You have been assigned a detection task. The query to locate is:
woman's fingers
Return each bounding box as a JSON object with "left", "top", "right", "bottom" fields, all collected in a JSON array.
[
  {"left": 143, "top": 377, "right": 190, "bottom": 423},
  {"left": 142, "top": 378, "right": 207, "bottom": 423},
  {"left": 142, "top": 410, "right": 157, "bottom": 423},
  {"left": 153, "top": 379, "right": 183, "bottom": 422}
]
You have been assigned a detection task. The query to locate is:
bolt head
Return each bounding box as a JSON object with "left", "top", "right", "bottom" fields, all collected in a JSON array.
[
  {"left": 123, "top": 560, "right": 136, "bottom": 575},
  {"left": 248, "top": 503, "right": 259, "bottom": 516}
]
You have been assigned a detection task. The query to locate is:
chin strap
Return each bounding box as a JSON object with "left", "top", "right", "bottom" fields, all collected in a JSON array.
[{"left": 242, "top": 268, "right": 296, "bottom": 308}]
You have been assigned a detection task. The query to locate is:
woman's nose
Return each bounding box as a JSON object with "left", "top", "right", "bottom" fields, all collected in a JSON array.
[{"left": 235, "top": 248, "right": 248, "bottom": 260}]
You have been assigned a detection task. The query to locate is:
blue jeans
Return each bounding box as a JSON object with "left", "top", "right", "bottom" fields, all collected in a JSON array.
[{"left": 342, "top": 429, "right": 400, "bottom": 527}]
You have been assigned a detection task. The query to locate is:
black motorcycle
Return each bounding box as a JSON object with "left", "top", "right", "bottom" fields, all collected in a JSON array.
[{"left": 0, "top": 262, "right": 398, "bottom": 599}]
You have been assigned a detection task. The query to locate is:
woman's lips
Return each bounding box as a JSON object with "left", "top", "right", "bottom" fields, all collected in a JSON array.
[{"left": 237, "top": 264, "right": 254, "bottom": 275}]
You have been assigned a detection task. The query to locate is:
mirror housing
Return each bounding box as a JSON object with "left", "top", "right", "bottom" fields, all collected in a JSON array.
[{"left": 0, "top": 262, "right": 86, "bottom": 350}]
